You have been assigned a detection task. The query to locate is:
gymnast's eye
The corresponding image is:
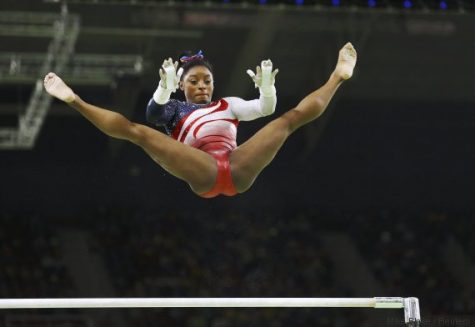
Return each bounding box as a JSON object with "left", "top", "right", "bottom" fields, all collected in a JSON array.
[{"left": 189, "top": 80, "right": 198, "bottom": 85}]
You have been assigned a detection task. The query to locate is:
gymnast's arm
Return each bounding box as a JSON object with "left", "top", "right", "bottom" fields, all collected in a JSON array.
[
  {"left": 226, "top": 91, "right": 276, "bottom": 121},
  {"left": 146, "top": 58, "right": 182, "bottom": 126},
  {"left": 231, "top": 59, "right": 278, "bottom": 121},
  {"left": 145, "top": 98, "right": 176, "bottom": 126}
]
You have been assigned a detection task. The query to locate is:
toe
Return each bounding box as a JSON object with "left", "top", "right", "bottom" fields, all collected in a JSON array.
[{"left": 45, "top": 73, "right": 53, "bottom": 82}]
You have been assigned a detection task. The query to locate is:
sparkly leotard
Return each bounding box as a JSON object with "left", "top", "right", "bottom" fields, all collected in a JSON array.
[{"left": 146, "top": 95, "right": 276, "bottom": 197}]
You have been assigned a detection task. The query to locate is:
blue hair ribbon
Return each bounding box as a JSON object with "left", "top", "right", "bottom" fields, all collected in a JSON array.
[{"left": 180, "top": 50, "right": 204, "bottom": 63}]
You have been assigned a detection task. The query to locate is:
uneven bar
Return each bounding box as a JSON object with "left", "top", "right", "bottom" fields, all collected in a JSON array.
[{"left": 0, "top": 297, "right": 405, "bottom": 309}]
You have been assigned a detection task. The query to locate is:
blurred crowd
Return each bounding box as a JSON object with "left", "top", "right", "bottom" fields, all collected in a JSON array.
[
  {"left": 0, "top": 213, "right": 74, "bottom": 299},
  {"left": 346, "top": 211, "right": 472, "bottom": 315},
  {"left": 89, "top": 209, "right": 350, "bottom": 326},
  {"left": 0, "top": 208, "right": 473, "bottom": 326}
]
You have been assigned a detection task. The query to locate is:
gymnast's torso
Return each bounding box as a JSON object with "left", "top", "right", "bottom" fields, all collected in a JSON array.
[{"left": 146, "top": 97, "right": 275, "bottom": 152}]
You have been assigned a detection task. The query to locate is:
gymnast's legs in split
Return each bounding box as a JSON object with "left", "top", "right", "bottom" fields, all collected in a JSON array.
[{"left": 44, "top": 43, "right": 356, "bottom": 196}]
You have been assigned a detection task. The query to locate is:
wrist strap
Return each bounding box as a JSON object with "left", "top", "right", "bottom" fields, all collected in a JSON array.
[
  {"left": 153, "top": 82, "right": 172, "bottom": 104},
  {"left": 259, "top": 85, "right": 276, "bottom": 97}
]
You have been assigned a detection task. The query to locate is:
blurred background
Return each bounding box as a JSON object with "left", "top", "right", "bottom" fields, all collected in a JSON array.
[{"left": 0, "top": 0, "right": 474, "bottom": 326}]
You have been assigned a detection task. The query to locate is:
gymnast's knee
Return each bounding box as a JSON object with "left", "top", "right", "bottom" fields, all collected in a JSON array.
[
  {"left": 127, "top": 123, "right": 150, "bottom": 146},
  {"left": 279, "top": 108, "right": 303, "bottom": 133}
]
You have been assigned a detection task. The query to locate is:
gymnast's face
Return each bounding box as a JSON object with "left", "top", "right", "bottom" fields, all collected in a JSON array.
[{"left": 180, "top": 66, "right": 214, "bottom": 104}]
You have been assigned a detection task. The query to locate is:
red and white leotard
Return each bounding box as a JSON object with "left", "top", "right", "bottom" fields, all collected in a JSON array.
[{"left": 146, "top": 94, "right": 276, "bottom": 197}]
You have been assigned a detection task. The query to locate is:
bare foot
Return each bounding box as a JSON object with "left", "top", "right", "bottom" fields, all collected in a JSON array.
[
  {"left": 334, "top": 42, "right": 357, "bottom": 80},
  {"left": 43, "top": 72, "right": 76, "bottom": 103}
]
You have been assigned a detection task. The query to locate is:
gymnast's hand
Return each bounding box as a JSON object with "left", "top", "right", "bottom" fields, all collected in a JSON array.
[
  {"left": 159, "top": 58, "right": 183, "bottom": 92},
  {"left": 247, "top": 60, "right": 279, "bottom": 97}
]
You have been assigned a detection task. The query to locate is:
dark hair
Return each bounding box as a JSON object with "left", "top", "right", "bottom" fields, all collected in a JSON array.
[{"left": 178, "top": 50, "right": 213, "bottom": 80}]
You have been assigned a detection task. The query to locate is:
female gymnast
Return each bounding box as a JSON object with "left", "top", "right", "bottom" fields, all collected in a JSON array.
[{"left": 43, "top": 43, "right": 357, "bottom": 198}]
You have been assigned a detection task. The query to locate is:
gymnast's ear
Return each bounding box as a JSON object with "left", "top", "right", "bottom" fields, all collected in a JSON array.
[{"left": 179, "top": 80, "right": 185, "bottom": 91}]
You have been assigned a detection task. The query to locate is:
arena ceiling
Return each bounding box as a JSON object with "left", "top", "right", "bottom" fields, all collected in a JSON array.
[{"left": 1, "top": 0, "right": 474, "bottom": 106}]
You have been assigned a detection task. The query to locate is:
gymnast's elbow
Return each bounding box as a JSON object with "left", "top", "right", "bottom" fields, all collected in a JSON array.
[
  {"left": 145, "top": 99, "right": 163, "bottom": 125},
  {"left": 261, "top": 102, "right": 276, "bottom": 117}
]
